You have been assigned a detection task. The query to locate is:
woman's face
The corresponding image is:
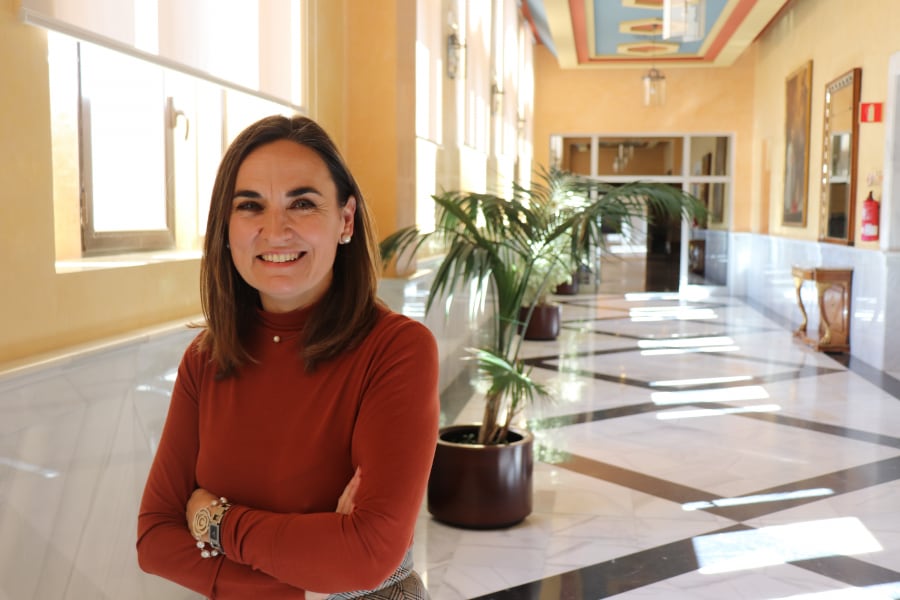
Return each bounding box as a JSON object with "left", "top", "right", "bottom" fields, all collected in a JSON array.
[{"left": 228, "top": 139, "right": 355, "bottom": 313}]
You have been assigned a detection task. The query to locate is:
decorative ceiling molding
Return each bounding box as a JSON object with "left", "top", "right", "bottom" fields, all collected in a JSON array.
[
  {"left": 617, "top": 41, "right": 680, "bottom": 56},
  {"left": 621, "top": 0, "right": 664, "bottom": 8},
  {"left": 618, "top": 18, "right": 664, "bottom": 36},
  {"left": 529, "top": 0, "right": 790, "bottom": 69}
]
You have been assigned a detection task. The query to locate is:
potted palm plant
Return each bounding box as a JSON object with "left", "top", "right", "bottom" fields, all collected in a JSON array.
[
  {"left": 517, "top": 232, "right": 574, "bottom": 340},
  {"left": 380, "top": 168, "right": 703, "bottom": 529}
]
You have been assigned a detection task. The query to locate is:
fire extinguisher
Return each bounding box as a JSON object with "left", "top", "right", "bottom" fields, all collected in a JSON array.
[{"left": 861, "top": 191, "right": 880, "bottom": 242}]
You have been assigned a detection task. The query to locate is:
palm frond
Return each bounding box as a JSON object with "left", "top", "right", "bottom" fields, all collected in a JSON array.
[{"left": 469, "top": 348, "right": 549, "bottom": 442}]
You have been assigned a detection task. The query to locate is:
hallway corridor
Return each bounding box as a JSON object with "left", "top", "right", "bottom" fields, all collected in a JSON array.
[{"left": 1, "top": 283, "right": 899, "bottom": 598}]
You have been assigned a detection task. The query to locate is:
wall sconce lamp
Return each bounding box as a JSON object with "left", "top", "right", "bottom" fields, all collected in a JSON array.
[
  {"left": 491, "top": 83, "right": 504, "bottom": 114},
  {"left": 446, "top": 28, "right": 465, "bottom": 79}
]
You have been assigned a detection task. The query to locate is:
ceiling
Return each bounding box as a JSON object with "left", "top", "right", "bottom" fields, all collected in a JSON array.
[{"left": 522, "top": 0, "right": 792, "bottom": 69}]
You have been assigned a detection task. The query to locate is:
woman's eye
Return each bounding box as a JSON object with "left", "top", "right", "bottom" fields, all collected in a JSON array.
[
  {"left": 291, "top": 198, "right": 316, "bottom": 209},
  {"left": 234, "top": 200, "right": 262, "bottom": 211}
]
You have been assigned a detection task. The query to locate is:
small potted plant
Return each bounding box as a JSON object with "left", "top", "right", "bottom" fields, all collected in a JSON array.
[{"left": 518, "top": 236, "right": 576, "bottom": 340}]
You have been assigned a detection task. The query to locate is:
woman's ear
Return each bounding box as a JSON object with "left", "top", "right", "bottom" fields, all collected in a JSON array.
[{"left": 342, "top": 196, "right": 357, "bottom": 237}]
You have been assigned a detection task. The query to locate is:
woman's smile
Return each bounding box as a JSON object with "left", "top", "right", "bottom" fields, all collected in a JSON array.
[{"left": 258, "top": 252, "right": 303, "bottom": 264}]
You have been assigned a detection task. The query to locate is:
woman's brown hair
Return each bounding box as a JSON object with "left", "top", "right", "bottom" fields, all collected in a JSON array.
[{"left": 199, "top": 115, "right": 381, "bottom": 374}]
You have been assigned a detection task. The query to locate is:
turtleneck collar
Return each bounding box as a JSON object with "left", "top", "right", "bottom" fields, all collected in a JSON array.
[{"left": 254, "top": 303, "right": 316, "bottom": 336}]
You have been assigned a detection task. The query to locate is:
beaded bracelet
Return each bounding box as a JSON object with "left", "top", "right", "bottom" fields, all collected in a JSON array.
[{"left": 191, "top": 497, "right": 231, "bottom": 559}]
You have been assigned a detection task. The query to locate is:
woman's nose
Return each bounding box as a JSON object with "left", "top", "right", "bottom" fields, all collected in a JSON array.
[{"left": 263, "top": 209, "right": 291, "bottom": 239}]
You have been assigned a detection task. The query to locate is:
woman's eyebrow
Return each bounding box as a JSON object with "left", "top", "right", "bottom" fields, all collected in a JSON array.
[
  {"left": 286, "top": 186, "right": 323, "bottom": 198},
  {"left": 232, "top": 186, "right": 322, "bottom": 199}
]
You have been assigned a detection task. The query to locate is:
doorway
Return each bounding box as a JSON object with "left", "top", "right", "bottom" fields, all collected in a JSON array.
[{"left": 549, "top": 134, "right": 732, "bottom": 292}]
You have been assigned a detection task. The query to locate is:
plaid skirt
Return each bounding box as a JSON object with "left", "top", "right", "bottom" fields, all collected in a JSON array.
[
  {"left": 357, "top": 571, "right": 429, "bottom": 600},
  {"left": 328, "top": 548, "right": 428, "bottom": 600}
]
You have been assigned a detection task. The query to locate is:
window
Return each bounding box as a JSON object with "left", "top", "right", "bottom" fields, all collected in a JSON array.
[
  {"left": 49, "top": 34, "right": 296, "bottom": 262},
  {"left": 464, "top": 0, "right": 491, "bottom": 152},
  {"left": 78, "top": 42, "right": 173, "bottom": 254}
]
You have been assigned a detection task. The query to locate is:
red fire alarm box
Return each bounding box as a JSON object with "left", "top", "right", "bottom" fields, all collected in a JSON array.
[{"left": 861, "top": 103, "right": 883, "bottom": 123}]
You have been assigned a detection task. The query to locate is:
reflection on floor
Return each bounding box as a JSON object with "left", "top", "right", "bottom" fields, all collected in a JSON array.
[{"left": 1, "top": 259, "right": 899, "bottom": 599}]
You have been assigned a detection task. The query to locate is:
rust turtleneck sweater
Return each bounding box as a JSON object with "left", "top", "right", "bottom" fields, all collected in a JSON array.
[{"left": 137, "top": 304, "right": 440, "bottom": 599}]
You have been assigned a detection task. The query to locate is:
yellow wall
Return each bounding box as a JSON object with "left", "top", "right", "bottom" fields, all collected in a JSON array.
[
  {"left": 752, "top": 0, "right": 898, "bottom": 246},
  {"left": 343, "top": 0, "right": 417, "bottom": 238},
  {"left": 0, "top": 1, "right": 349, "bottom": 367},
  {"left": 532, "top": 44, "right": 757, "bottom": 232},
  {"left": 306, "top": 0, "right": 348, "bottom": 145},
  {"left": 0, "top": 6, "right": 195, "bottom": 365}
]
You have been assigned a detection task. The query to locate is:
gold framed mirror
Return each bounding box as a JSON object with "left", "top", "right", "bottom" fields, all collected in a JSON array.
[{"left": 819, "top": 68, "right": 861, "bottom": 244}]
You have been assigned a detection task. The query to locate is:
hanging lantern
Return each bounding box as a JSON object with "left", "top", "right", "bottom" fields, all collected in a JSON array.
[{"left": 642, "top": 67, "right": 666, "bottom": 107}]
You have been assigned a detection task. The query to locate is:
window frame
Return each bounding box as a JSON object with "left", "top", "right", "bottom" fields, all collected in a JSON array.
[{"left": 77, "top": 43, "right": 177, "bottom": 255}]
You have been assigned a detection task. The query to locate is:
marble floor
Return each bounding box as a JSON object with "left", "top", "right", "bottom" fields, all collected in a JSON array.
[{"left": 1, "top": 261, "right": 899, "bottom": 598}]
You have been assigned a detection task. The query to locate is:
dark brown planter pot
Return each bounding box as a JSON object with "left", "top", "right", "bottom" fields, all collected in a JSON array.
[
  {"left": 519, "top": 303, "right": 561, "bottom": 340},
  {"left": 554, "top": 278, "right": 579, "bottom": 295},
  {"left": 427, "top": 425, "right": 533, "bottom": 529}
]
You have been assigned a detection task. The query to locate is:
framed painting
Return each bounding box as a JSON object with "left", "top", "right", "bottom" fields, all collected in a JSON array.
[{"left": 782, "top": 61, "right": 813, "bottom": 226}]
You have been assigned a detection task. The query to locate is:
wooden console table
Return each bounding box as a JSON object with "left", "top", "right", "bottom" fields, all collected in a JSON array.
[{"left": 791, "top": 266, "right": 853, "bottom": 353}]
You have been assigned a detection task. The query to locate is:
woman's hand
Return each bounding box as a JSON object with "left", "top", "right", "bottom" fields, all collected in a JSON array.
[
  {"left": 336, "top": 467, "right": 361, "bottom": 514},
  {"left": 185, "top": 487, "right": 218, "bottom": 542}
]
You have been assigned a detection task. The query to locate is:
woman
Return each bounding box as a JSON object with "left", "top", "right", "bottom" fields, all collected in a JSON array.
[{"left": 137, "top": 115, "right": 439, "bottom": 599}]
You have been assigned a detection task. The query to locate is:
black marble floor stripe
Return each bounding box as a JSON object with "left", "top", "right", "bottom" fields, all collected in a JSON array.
[
  {"left": 531, "top": 339, "right": 825, "bottom": 372},
  {"left": 553, "top": 452, "right": 734, "bottom": 511},
  {"left": 529, "top": 385, "right": 900, "bottom": 449},
  {"left": 792, "top": 554, "right": 900, "bottom": 587},
  {"left": 570, "top": 324, "right": 734, "bottom": 341},
  {"left": 524, "top": 348, "right": 845, "bottom": 390},
  {"left": 732, "top": 408, "right": 900, "bottom": 449},
  {"left": 471, "top": 522, "right": 900, "bottom": 600},
  {"left": 529, "top": 402, "right": 661, "bottom": 430},
  {"left": 549, "top": 449, "right": 900, "bottom": 524},
  {"left": 560, "top": 295, "right": 728, "bottom": 309},
  {"left": 845, "top": 354, "right": 900, "bottom": 402},
  {"left": 704, "top": 455, "right": 900, "bottom": 522},
  {"left": 469, "top": 524, "right": 750, "bottom": 600},
  {"left": 693, "top": 362, "right": 845, "bottom": 389},
  {"left": 562, "top": 317, "right": 782, "bottom": 341},
  {"left": 718, "top": 350, "right": 846, "bottom": 371},
  {"left": 533, "top": 365, "right": 654, "bottom": 389}
]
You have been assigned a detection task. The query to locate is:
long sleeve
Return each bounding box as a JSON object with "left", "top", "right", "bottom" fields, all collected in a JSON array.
[
  {"left": 136, "top": 335, "right": 226, "bottom": 598},
  {"left": 137, "top": 311, "right": 440, "bottom": 598}
]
